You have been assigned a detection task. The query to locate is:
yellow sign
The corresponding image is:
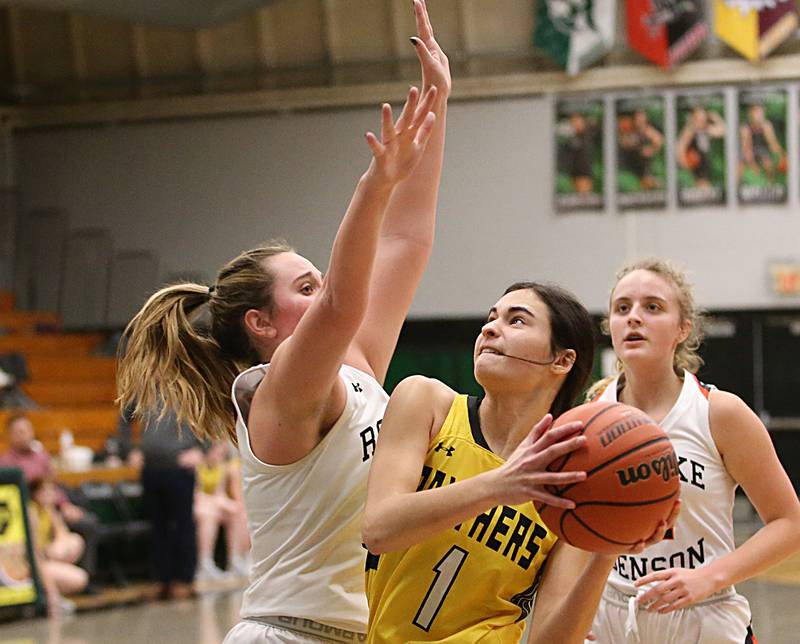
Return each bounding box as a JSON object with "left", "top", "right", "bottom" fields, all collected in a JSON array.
[{"left": 0, "top": 484, "right": 37, "bottom": 607}]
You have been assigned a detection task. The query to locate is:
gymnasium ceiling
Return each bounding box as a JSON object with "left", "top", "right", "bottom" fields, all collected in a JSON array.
[{"left": 1, "top": 0, "right": 800, "bottom": 129}]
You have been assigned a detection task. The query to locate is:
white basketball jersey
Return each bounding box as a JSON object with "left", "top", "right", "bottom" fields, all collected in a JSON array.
[
  {"left": 598, "top": 371, "right": 744, "bottom": 600},
  {"left": 232, "top": 363, "right": 388, "bottom": 632}
]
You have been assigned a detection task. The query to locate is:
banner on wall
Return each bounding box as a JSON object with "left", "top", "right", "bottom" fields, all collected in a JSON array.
[
  {"left": 534, "top": 0, "right": 616, "bottom": 75},
  {"left": 737, "top": 87, "right": 787, "bottom": 205},
  {"left": 626, "top": 0, "right": 708, "bottom": 68},
  {"left": 714, "top": 0, "right": 798, "bottom": 61},
  {"left": 616, "top": 95, "right": 667, "bottom": 210},
  {"left": 676, "top": 92, "right": 727, "bottom": 207},
  {"left": 554, "top": 96, "right": 605, "bottom": 212}
]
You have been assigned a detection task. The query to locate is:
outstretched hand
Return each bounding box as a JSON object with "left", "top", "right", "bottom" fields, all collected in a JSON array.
[
  {"left": 365, "top": 85, "right": 437, "bottom": 184},
  {"left": 491, "top": 413, "right": 587, "bottom": 508},
  {"left": 411, "top": 0, "right": 451, "bottom": 98}
]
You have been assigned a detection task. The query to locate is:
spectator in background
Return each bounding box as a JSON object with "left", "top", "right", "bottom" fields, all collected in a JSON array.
[
  {"left": 27, "top": 477, "right": 89, "bottom": 617},
  {"left": 95, "top": 403, "right": 144, "bottom": 469},
  {"left": 0, "top": 415, "right": 99, "bottom": 589},
  {"left": 0, "top": 352, "right": 39, "bottom": 409},
  {"left": 140, "top": 407, "right": 204, "bottom": 600},
  {"left": 194, "top": 443, "right": 250, "bottom": 581}
]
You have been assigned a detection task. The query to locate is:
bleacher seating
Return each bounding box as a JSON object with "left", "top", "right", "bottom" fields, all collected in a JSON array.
[
  {"left": 0, "top": 290, "right": 127, "bottom": 456},
  {"left": 0, "top": 408, "right": 135, "bottom": 454},
  {"left": 0, "top": 333, "right": 105, "bottom": 358},
  {"left": 0, "top": 310, "right": 61, "bottom": 334}
]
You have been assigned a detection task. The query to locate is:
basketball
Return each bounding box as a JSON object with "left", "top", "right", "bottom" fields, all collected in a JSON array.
[
  {"left": 617, "top": 115, "right": 634, "bottom": 134},
  {"left": 538, "top": 401, "right": 680, "bottom": 554},
  {"left": 686, "top": 148, "right": 701, "bottom": 170}
]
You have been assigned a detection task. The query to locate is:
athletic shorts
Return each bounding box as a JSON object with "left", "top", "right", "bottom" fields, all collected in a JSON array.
[
  {"left": 224, "top": 617, "right": 367, "bottom": 643},
  {"left": 587, "top": 586, "right": 754, "bottom": 644}
]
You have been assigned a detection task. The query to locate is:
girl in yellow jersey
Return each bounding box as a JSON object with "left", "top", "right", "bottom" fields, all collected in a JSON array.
[
  {"left": 195, "top": 443, "right": 250, "bottom": 580},
  {"left": 363, "top": 282, "right": 679, "bottom": 643}
]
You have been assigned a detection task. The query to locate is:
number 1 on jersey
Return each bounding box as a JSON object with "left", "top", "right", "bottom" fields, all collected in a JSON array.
[{"left": 412, "top": 546, "right": 469, "bottom": 632}]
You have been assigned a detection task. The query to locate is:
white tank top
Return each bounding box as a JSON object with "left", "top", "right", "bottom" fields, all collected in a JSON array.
[
  {"left": 232, "top": 363, "right": 388, "bottom": 631},
  {"left": 598, "top": 371, "right": 743, "bottom": 600}
]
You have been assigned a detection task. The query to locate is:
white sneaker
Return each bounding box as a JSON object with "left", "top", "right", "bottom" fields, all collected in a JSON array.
[
  {"left": 231, "top": 555, "right": 251, "bottom": 579},
  {"left": 196, "top": 559, "right": 227, "bottom": 582}
]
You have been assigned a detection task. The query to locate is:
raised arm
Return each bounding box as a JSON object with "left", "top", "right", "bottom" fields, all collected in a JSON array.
[
  {"left": 763, "top": 121, "right": 784, "bottom": 156},
  {"left": 362, "top": 377, "right": 587, "bottom": 554},
  {"left": 707, "top": 111, "right": 726, "bottom": 138},
  {"left": 355, "top": 0, "right": 452, "bottom": 383},
  {"left": 644, "top": 124, "right": 664, "bottom": 155},
  {"left": 740, "top": 125, "right": 754, "bottom": 165},
  {"left": 636, "top": 390, "right": 800, "bottom": 612},
  {"left": 676, "top": 123, "right": 694, "bottom": 169},
  {"left": 248, "top": 90, "right": 437, "bottom": 465}
]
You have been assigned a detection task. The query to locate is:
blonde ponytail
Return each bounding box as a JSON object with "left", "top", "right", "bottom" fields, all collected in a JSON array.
[
  {"left": 117, "top": 283, "right": 240, "bottom": 443},
  {"left": 585, "top": 375, "right": 615, "bottom": 402},
  {"left": 117, "top": 240, "right": 294, "bottom": 445}
]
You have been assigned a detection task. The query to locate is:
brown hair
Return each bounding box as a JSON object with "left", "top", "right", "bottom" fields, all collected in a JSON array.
[
  {"left": 587, "top": 258, "right": 706, "bottom": 400},
  {"left": 503, "top": 282, "right": 596, "bottom": 419},
  {"left": 117, "top": 240, "right": 293, "bottom": 444}
]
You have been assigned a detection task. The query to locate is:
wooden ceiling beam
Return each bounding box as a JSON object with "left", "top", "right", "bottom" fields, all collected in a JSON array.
[{"left": 9, "top": 51, "right": 800, "bottom": 130}]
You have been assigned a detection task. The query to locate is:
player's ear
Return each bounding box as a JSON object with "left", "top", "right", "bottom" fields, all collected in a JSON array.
[
  {"left": 551, "top": 349, "right": 576, "bottom": 375},
  {"left": 244, "top": 308, "right": 277, "bottom": 339},
  {"left": 677, "top": 319, "right": 692, "bottom": 345}
]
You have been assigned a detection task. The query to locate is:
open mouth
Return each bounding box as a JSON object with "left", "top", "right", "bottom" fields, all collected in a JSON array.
[
  {"left": 479, "top": 347, "right": 503, "bottom": 356},
  {"left": 624, "top": 333, "right": 645, "bottom": 342}
]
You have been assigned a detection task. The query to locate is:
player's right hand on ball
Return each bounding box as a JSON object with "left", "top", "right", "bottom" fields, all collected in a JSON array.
[
  {"left": 625, "top": 499, "right": 682, "bottom": 554},
  {"left": 488, "top": 413, "right": 587, "bottom": 508}
]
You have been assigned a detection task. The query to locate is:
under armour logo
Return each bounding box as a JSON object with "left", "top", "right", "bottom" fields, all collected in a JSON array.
[
  {"left": 352, "top": 382, "right": 363, "bottom": 393},
  {"left": 434, "top": 442, "right": 455, "bottom": 456}
]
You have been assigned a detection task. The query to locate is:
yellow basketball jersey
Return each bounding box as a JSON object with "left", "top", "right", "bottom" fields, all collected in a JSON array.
[
  {"left": 197, "top": 462, "right": 224, "bottom": 495},
  {"left": 31, "top": 501, "right": 54, "bottom": 547},
  {"left": 366, "top": 395, "right": 559, "bottom": 643}
]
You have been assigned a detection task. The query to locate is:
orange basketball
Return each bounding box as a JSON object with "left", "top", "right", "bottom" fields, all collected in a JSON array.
[
  {"left": 538, "top": 401, "right": 680, "bottom": 554},
  {"left": 686, "top": 148, "right": 701, "bottom": 170}
]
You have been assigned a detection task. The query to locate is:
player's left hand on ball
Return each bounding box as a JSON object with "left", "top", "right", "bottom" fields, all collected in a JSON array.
[
  {"left": 634, "top": 565, "right": 717, "bottom": 613},
  {"left": 491, "top": 413, "right": 587, "bottom": 508},
  {"left": 625, "top": 499, "right": 681, "bottom": 554}
]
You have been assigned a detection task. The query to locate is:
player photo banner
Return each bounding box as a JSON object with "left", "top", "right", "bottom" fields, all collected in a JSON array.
[
  {"left": 554, "top": 97, "right": 604, "bottom": 212},
  {"left": 534, "top": 0, "right": 616, "bottom": 75},
  {"left": 626, "top": 0, "right": 708, "bottom": 68},
  {"left": 738, "top": 87, "right": 788, "bottom": 205},
  {"left": 616, "top": 96, "right": 667, "bottom": 210},
  {"left": 714, "top": 0, "right": 798, "bottom": 61},
  {"left": 676, "top": 92, "right": 727, "bottom": 207}
]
